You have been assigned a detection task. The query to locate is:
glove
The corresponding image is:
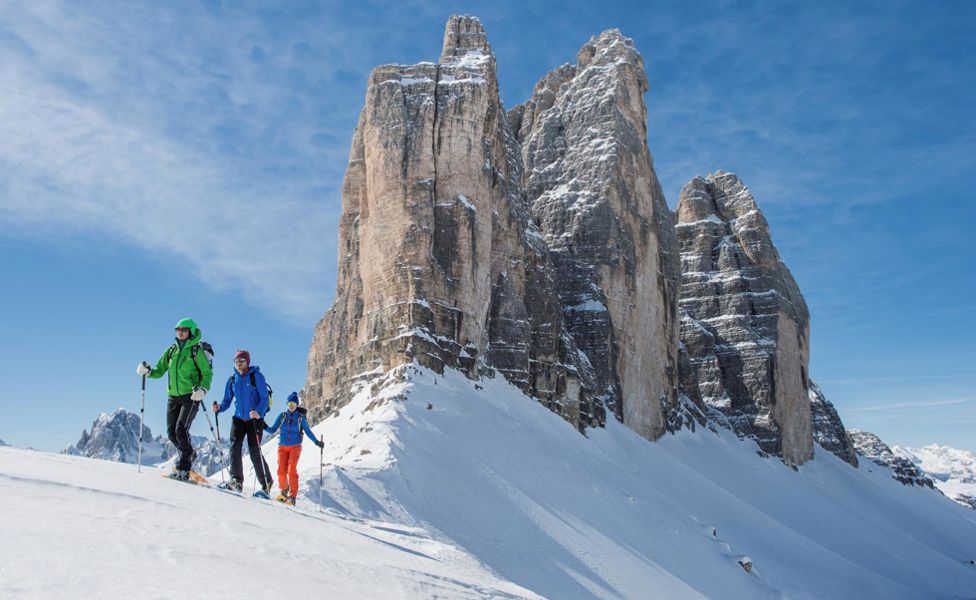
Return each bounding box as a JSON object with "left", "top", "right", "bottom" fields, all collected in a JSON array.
[
  {"left": 316, "top": 440, "right": 325, "bottom": 449},
  {"left": 190, "top": 387, "right": 207, "bottom": 402},
  {"left": 136, "top": 361, "right": 151, "bottom": 376}
]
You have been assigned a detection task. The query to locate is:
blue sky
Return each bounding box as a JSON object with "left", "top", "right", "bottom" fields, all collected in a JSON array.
[{"left": 1, "top": 0, "right": 973, "bottom": 454}]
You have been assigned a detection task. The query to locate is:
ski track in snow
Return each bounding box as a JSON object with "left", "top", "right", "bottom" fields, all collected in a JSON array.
[{"left": 4, "top": 364, "right": 976, "bottom": 599}]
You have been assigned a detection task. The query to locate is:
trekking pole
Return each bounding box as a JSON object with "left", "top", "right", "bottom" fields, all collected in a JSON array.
[
  {"left": 199, "top": 405, "right": 225, "bottom": 483},
  {"left": 214, "top": 412, "right": 226, "bottom": 483},
  {"left": 137, "top": 374, "right": 146, "bottom": 473},
  {"left": 319, "top": 438, "right": 324, "bottom": 513}
]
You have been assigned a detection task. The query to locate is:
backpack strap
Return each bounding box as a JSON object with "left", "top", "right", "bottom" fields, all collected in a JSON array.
[
  {"left": 190, "top": 343, "right": 202, "bottom": 383},
  {"left": 291, "top": 411, "right": 303, "bottom": 441},
  {"left": 248, "top": 372, "right": 269, "bottom": 416}
]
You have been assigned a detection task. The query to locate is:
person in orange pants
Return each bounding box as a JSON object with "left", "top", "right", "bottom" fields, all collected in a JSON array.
[{"left": 264, "top": 392, "right": 323, "bottom": 504}]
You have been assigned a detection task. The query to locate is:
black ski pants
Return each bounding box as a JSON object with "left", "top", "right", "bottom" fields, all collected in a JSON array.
[
  {"left": 166, "top": 394, "right": 199, "bottom": 471},
  {"left": 229, "top": 417, "right": 271, "bottom": 487}
]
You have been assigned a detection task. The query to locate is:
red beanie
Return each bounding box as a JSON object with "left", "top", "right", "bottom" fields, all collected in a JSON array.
[{"left": 234, "top": 350, "right": 250, "bottom": 365}]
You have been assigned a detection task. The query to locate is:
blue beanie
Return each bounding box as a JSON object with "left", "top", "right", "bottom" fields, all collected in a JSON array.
[{"left": 287, "top": 392, "right": 300, "bottom": 405}]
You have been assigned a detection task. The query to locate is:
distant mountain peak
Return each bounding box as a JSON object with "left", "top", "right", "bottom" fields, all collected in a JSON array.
[
  {"left": 849, "top": 429, "right": 940, "bottom": 491},
  {"left": 891, "top": 443, "right": 976, "bottom": 509},
  {"left": 64, "top": 408, "right": 228, "bottom": 475}
]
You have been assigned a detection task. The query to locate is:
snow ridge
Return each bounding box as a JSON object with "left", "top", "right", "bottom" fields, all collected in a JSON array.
[{"left": 249, "top": 364, "right": 976, "bottom": 599}]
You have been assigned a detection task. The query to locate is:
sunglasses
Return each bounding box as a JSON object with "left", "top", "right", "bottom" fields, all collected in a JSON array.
[
  {"left": 234, "top": 358, "right": 248, "bottom": 364},
  {"left": 175, "top": 327, "right": 191, "bottom": 333}
]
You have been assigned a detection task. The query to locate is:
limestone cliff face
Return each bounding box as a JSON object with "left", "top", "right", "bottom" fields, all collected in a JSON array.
[
  {"left": 305, "top": 16, "right": 846, "bottom": 461},
  {"left": 676, "top": 172, "right": 813, "bottom": 465},
  {"left": 304, "top": 16, "right": 592, "bottom": 426},
  {"left": 509, "top": 30, "right": 680, "bottom": 441},
  {"left": 809, "top": 379, "right": 859, "bottom": 467}
]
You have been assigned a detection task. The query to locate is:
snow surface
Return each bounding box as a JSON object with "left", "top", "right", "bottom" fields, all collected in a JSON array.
[
  {"left": 5, "top": 365, "right": 976, "bottom": 598},
  {"left": 243, "top": 365, "right": 976, "bottom": 599},
  {"left": 0, "top": 447, "right": 538, "bottom": 599}
]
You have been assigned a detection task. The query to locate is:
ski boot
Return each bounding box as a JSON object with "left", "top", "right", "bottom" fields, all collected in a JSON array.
[
  {"left": 253, "top": 481, "right": 272, "bottom": 500},
  {"left": 218, "top": 478, "right": 243, "bottom": 493},
  {"left": 168, "top": 469, "right": 190, "bottom": 481}
]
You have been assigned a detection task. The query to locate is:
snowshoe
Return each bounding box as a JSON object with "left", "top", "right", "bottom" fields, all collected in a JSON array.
[
  {"left": 253, "top": 489, "right": 271, "bottom": 500},
  {"left": 275, "top": 491, "right": 289, "bottom": 503},
  {"left": 186, "top": 470, "right": 210, "bottom": 486},
  {"left": 163, "top": 469, "right": 209, "bottom": 486},
  {"left": 285, "top": 496, "right": 296, "bottom": 506}
]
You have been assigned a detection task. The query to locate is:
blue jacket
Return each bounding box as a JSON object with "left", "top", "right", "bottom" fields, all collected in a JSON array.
[
  {"left": 264, "top": 409, "right": 319, "bottom": 446},
  {"left": 217, "top": 366, "right": 269, "bottom": 420}
]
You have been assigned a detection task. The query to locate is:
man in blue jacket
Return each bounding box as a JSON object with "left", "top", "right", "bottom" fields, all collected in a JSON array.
[{"left": 212, "top": 349, "right": 273, "bottom": 495}]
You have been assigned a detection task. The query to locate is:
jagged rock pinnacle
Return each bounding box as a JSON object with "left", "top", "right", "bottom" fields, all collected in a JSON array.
[
  {"left": 511, "top": 26, "right": 679, "bottom": 441},
  {"left": 441, "top": 15, "right": 491, "bottom": 61},
  {"left": 304, "top": 15, "right": 593, "bottom": 430},
  {"left": 676, "top": 172, "right": 813, "bottom": 466}
]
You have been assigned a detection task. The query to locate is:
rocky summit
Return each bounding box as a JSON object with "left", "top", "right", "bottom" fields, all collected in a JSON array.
[
  {"left": 305, "top": 15, "right": 593, "bottom": 429},
  {"left": 509, "top": 29, "right": 680, "bottom": 441},
  {"left": 304, "top": 15, "right": 869, "bottom": 465},
  {"left": 676, "top": 172, "right": 813, "bottom": 465},
  {"left": 304, "top": 16, "right": 680, "bottom": 441}
]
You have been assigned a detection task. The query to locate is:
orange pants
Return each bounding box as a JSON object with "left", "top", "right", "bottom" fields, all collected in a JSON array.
[{"left": 277, "top": 444, "right": 302, "bottom": 495}]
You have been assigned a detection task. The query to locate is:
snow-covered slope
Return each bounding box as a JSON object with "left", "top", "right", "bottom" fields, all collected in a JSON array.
[
  {"left": 893, "top": 443, "right": 976, "bottom": 510},
  {"left": 8, "top": 368, "right": 976, "bottom": 599},
  {"left": 251, "top": 365, "right": 976, "bottom": 599},
  {"left": 0, "top": 446, "right": 539, "bottom": 599}
]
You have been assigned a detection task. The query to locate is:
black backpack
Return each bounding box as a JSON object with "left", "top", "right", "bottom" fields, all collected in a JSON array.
[
  {"left": 228, "top": 371, "right": 274, "bottom": 413},
  {"left": 166, "top": 341, "right": 214, "bottom": 383}
]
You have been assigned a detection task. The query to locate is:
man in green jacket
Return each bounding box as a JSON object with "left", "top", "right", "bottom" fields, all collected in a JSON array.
[{"left": 137, "top": 318, "right": 213, "bottom": 480}]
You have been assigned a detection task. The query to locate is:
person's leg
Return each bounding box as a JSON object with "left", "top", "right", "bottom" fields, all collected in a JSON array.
[
  {"left": 165, "top": 397, "right": 180, "bottom": 447},
  {"left": 277, "top": 445, "right": 289, "bottom": 494},
  {"left": 174, "top": 396, "right": 199, "bottom": 471},
  {"left": 287, "top": 446, "right": 302, "bottom": 498},
  {"left": 229, "top": 417, "right": 246, "bottom": 482}
]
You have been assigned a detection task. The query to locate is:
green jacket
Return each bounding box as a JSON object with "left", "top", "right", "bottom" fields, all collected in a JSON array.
[{"left": 149, "top": 323, "right": 213, "bottom": 396}]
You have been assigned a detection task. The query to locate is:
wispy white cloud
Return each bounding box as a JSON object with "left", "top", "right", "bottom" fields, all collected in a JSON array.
[
  {"left": 817, "top": 374, "right": 976, "bottom": 385},
  {"left": 847, "top": 397, "right": 973, "bottom": 413},
  {"left": 0, "top": 1, "right": 377, "bottom": 322}
]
